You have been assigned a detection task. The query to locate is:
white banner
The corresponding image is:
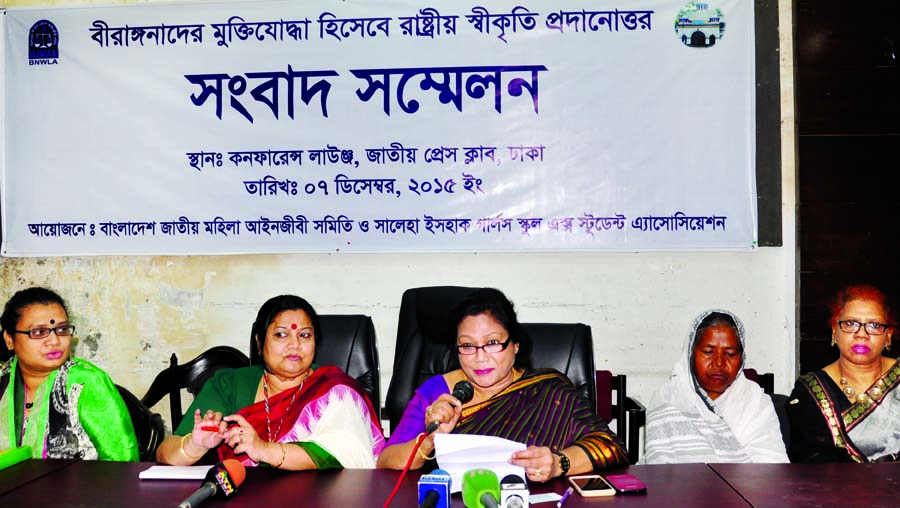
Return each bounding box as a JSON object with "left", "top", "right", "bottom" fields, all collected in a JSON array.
[{"left": 2, "top": 0, "right": 757, "bottom": 255}]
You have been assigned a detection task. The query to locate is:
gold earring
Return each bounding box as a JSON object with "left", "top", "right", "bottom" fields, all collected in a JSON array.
[
  {"left": 887, "top": 343, "right": 892, "bottom": 352},
  {"left": 831, "top": 336, "right": 836, "bottom": 347}
]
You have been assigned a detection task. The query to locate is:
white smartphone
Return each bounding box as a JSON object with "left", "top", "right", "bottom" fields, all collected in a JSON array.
[{"left": 568, "top": 475, "right": 617, "bottom": 497}]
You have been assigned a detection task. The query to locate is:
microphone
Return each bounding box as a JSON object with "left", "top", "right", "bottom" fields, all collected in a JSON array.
[
  {"left": 177, "top": 459, "right": 246, "bottom": 508},
  {"left": 418, "top": 468, "right": 452, "bottom": 508},
  {"left": 425, "top": 380, "right": 475, "bottom": 434},
  {"left": 462, "top": 468, "right": 501, "bottom": 508},
  {"left": 500, "top": 474, "right": 529, "bottom": 508}
]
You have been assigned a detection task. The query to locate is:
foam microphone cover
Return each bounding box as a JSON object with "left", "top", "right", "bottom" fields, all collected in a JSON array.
[
  {"left": 418, "top": 468, "right": 452, "bottom": 508},
  {"left": 209, "top": 459, "right": 246, "bottom": 497},
  {"left": 462, "top": 468, "right": 501, "bottom": 508}
]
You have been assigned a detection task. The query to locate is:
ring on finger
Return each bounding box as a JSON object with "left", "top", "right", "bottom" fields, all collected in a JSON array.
[{"left": 535, "top": 468, "right": 542, "bottom": 476}]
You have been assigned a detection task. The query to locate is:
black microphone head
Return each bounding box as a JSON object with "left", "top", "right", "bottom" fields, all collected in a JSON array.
[{"left": 452, "top": 380, "right": 475, "bottom": 404}]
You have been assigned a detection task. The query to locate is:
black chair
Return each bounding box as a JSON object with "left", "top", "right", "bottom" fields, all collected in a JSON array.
[
  {"left": 743, "top": 368, "right": 775, "bottom": 394},
  {"left": 141, "top": 346, "right": 250, "bottom": 431},
  {"left": 116, "top": 384, "right": 165, "bottom": 462},
  {"left": 249, "top": 314, "right": 381, "bottom": 422},
  {"left": 595, "top": 371, "right": 646, "bottom": 465},
  {"left": 384, "top": 286, "right": 599, "bottom": 432},
  {"left": 743, "top": 369, "right": 789, "bottom": 448}
]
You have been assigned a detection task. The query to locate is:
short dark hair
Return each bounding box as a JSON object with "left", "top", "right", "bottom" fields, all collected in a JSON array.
[
  {"left": 829, "top": 284, "right": 895, "bottom": 327},
  {"left": 1, "top": 287, "right": 69, "bottom": 335},
  {"left": 249, "top": 295, "right": 322, "bottom": 366},
  {"left": 448, "top": 288, "right": 533, "bottom": 370}
]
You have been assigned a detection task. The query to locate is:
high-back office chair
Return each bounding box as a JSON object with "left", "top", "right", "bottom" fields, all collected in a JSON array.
[
  {"left": 249, "top": 314, "right": 381, "bottom": 422},
  {"left": 116, "top": 384, "right": 165, "bottom": 462},
  {"left": 141, "top": 346, "right": 250, "bottom": 431},
  {"left": 385, "top": 286, "right": 643, "bottom": 461}
]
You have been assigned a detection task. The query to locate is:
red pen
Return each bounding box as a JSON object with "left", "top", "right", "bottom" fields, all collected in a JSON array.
[{"left": 200, "top": 426, "right": 220, "bottom": 432}]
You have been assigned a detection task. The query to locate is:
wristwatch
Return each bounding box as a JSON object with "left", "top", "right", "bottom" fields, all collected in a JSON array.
[{"left": 554, "top": 450, "right": 570, "bottom": 475}]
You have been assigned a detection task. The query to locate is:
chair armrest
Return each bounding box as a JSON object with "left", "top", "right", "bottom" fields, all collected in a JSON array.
[{"left": 623, "top": 396, "right": 646, "bottom": 465}]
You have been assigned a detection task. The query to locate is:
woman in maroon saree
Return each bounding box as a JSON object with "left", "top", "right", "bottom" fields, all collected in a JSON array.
[{"left": 377, "top": 288, "right": 627, "bottom": 482}]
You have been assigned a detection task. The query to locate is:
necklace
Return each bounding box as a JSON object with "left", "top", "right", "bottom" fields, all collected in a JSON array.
[
  {"left": 262, "top": 370, "right": 309, "bottom": 442},
  {"left": 840, "top": 367, "right": 887, "bottom": 405},
  {"left": 838, "top": 376, "right": 857, "bottom": 401}
]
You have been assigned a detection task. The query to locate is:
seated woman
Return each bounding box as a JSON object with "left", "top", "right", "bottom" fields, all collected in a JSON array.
[
  {"left": 0, "top": 287, "right": 138, "bottom": 460},
  {"left": 787, "top": 284, "right": 899, "bottom": 463},
  {"left": 645, "top": 310, "right": 788, "bottom": 463},
  {"left": 157, "top": 295, "right": 384, "bottom": 469},
  {"left": 377, "top": 288, "right": 628, "bottom": 481}
]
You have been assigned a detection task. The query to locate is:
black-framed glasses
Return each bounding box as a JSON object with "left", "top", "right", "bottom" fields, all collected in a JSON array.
[
  {"left": 14, "top": 325, "right": 76, "bottom": 340},
  {"left": 838, "top": 320, "right": 890, "bottom": 335},
  {"left": 457, "top": 337, "right": 513, "bottom": 355}
]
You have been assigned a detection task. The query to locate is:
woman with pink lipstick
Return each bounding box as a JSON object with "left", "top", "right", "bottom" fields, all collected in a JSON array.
[
  {"left": 377, "top": 288, "right": 628, "bottom": 481},
  {"left": 788, "top": 284, "right": 900, "bottom": 463},
  {"left": 645, "top": 310, "right": 788, "bottom": 464},
  {"left": 156, "top": 294, "right": 384, "bottom": 470},
  {"left": 0, "top": 287, "right": 138, "bottom": 460}
]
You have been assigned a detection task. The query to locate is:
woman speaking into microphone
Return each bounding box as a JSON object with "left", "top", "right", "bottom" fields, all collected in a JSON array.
[{"left": 376, "top": 288, "right": 628, "bottom": 482}]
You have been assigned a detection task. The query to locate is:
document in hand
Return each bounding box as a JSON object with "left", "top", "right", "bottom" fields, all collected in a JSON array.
[{"left": 434, "top": 434, "right": 527, "bottom": 493}]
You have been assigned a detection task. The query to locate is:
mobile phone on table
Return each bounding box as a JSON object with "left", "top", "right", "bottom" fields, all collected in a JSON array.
[
  {"left": 605, "top": 474, "right": 648, "bottom": 494},
  {"left": 568, "top": 475, "right": 616, "bottom": 497}
]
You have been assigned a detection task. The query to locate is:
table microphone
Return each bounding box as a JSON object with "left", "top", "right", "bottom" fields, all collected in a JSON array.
[
  {"left": 425, "top": 380, "right": 475, "bottom": 434},
  {"left": 462, "top": 468, "right": 501, "bottom": 508},
  {"left": 418, "top": 468, "right": 452, "bottom": 508},
  {"left": 500, "top": 474, "right": 529, "bottom": 508},
  {"left": 177, "top": 459, "right": 246, "bottom": 508}
]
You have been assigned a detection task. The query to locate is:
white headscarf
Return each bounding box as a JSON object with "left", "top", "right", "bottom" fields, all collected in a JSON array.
[{"left": 644, "top": 310, "right": 788, "bottom": 464}]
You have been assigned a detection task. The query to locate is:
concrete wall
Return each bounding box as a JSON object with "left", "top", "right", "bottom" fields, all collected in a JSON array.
[{"left": 0, "top": 0, "right": 798, "bottom": 430}]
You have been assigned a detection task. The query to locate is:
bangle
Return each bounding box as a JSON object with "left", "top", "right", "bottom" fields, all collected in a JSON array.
[
  {"left": 273, "top": 443, "right": 287, "bottom": 468},
  {"left": 180, "top": 434, "right": 205, "bottom": 460},
  {"left": 415, "top": 432, "right": 435, "bottom": 460}
]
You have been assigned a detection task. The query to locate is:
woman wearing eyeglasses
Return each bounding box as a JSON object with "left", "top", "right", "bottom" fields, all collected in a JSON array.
[
  {"left": 787, "top": 284, "right": 899, "bottom": 462},
  {"left": 377, "top": 288, "right": 628, "bottom": 481},
  {"left": 0, "top": 287, "right": 138, "bottom": 460}
]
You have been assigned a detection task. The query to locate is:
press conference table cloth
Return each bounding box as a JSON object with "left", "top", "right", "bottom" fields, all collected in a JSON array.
[{"left": 0, "top": 461, "right": 749, "bottom": 507}]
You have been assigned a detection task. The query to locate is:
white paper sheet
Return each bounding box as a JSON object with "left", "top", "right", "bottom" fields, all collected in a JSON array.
[
  {"left": 138, "top": 465, "right": 210, "bottom": 480},
  {"left": 434, "top": 434, "right": 527, "bottom": 493}
]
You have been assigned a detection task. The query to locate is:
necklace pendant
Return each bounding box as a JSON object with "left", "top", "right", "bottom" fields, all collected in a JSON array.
[{"left": 840, "top": 376, "right": 857, "bottom": 401}]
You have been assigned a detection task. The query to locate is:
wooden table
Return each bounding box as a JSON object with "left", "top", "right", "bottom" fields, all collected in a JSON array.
[
  {"left": 0, "top": 458, "right": 78, "bottom": 497},
  {"left": 710, "top": 462, "right": 900, "bottom": 508},
  {"left": 0, "top": 461, "right": 750, "bottom": 507}
]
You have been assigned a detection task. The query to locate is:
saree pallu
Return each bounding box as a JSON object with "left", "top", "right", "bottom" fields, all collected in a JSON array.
[
  {"left": 453, "top": 369, "right": 628, "bottom": 469},
  {"left": 0, "top": 357, "right": 138, "bottom": 461},
  {"left": 218, "top": 365, "right": 384, "bottom": 468},
  {"left": 789, "top": 361, "right": 900, "bottom": 463}
]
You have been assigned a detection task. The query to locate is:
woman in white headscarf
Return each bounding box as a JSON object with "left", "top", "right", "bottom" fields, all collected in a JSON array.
[{"left": 644, "top": 310, "right": 788, "bottom": 464}]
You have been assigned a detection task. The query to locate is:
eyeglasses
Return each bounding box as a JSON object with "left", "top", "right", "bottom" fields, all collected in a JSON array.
[
  {"left": 457, "top": 337, "right": 513, "bottom": 355},
  {"left": 838, "top": 320, "right": 890, "bottom": 335},
  {"left": 14, "top": 325, "right": 76, "bottom": 340}
]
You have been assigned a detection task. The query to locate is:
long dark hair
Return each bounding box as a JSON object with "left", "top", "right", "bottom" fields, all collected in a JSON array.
[
  {"left": 249, "top": 295, "right": 321, "bottom": 366},
  {"left": 448, "top": 288, "right": 533, "bottom": 370}
]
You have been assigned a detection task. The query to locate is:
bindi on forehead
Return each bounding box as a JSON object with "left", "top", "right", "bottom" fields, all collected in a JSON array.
[
  {"left": 291, "top": 323, "right": 297, "bottom": 330},
  {"left": 50, "top": 319, "right": 56, "bottom": 325}
]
